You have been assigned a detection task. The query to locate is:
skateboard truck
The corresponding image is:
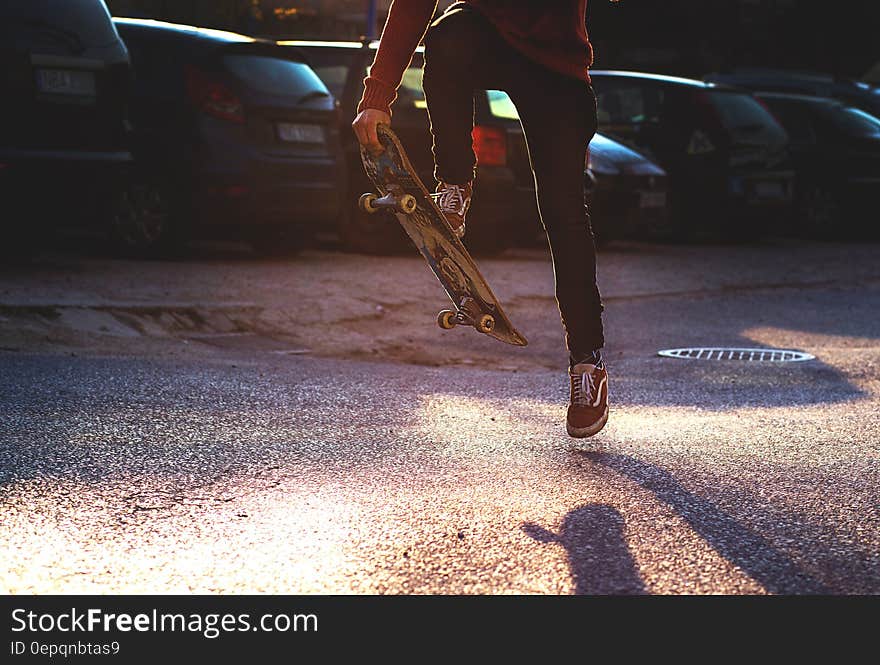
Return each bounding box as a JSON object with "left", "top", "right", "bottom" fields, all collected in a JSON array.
[
  {"left": 437, "top": 297, "right": 495, "bottom": 335},
  {"left": 359, "top": 191, "right": 418, "bottom": 215}
]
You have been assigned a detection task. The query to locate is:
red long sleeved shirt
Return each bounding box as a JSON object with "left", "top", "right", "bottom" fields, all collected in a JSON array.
[{"left": 358, "top": 0, "right": 593, "bottom": 115}]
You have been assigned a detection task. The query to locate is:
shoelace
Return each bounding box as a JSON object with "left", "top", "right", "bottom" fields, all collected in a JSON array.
[
  {"left": 571, "top": 370, "right": 597, "bottom": 407},
  {"left": 431, "top": 184, "right": 466, "bottom": 213}
]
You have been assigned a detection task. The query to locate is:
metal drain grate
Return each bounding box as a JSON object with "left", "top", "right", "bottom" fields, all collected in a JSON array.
[{"left": 658, "top": 347, "right": 815, "bottom": 362}]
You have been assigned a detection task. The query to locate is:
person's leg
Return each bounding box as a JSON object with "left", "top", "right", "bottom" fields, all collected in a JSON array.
[
  {"left": 506, "top": 72, "right": 605, "bottom": 363},
  {"left": 421, "top": 6, "right": 503, "bottom": 185},
  {"left": 505, "top": 69, "right": 607, "bottom": 436},
  {"left": 424, "top": 9, "right": 607, "bottom": 436}
]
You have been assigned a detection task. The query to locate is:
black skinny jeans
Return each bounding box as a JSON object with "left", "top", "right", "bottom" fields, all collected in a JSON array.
[{"left": 422, "top": 6, "right": 605, "bottom": 361}]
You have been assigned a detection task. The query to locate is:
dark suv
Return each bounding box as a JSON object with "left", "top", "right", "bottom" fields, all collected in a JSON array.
[
  {"left": 754, "top": 92, "right": 880, "bottom": 239},
  {"left": 111, "top": 19, "right": 345, "bottom": 255},
  {"left": 0, "top": 0, "right": 132, "bottom": 249},
  {"left": 283, "top": 39, "right": 538, "bottom": 254},
  {"left": 589, "top": 70, "right": 795, "bottom": 240}
]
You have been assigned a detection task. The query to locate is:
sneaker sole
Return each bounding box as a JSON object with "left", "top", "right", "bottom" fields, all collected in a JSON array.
[{"left": 566, "top": 406, "right": 609, "bottom": 438}]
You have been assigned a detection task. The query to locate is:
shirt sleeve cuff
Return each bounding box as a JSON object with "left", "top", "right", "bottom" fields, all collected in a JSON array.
[{"left": 357, "top": 76, "right": 398, "bottom": 116}]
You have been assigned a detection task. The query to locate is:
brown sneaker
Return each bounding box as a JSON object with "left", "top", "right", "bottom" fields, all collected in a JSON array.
[
  {"left": 433, "top": 181, "right": 473, "bottom": 238},
  {"left": 567, "top": 361, "right": 609, "bottom": 438}
]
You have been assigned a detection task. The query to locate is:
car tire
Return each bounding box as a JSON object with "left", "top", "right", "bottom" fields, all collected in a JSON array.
[{"left": 107, "top": 176, "right": 187, "bottom": 258}]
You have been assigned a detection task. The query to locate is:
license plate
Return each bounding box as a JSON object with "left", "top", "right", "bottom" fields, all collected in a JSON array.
[
  {"left": 36, "top": 68, "right": 96, "bottom": 96},
  {"left": 277, "top": 123, "right": 324, "bottom": 144},
  {"left": 754, "top": 181, "right": 785, "bottom": 199},
  {"left": 639, "top": 191, "right": 667, "bottom": 208}
]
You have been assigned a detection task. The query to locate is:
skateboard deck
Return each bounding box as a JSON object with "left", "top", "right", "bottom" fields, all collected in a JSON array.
[{"left": 359, "top": 124, "right": 527, "bottom": 347}]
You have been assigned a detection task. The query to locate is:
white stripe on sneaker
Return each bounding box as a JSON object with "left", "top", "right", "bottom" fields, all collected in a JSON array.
[{"left": 591, "top": 374, "right": 607, "bottom": 408}]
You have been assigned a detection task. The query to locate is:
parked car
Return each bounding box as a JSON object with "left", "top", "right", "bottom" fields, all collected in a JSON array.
[
  {"left": 111, "top": 18, "right": 345, "bottom": 256},
  {"left": 283, "top": 39, "right": 536, "bottom": 254},
  {"left": 753, "top": 92, "right": 880, "bottom": 239},
  {"left": 589, "top": 70, "right": 795, "bottom": 240},
  {"left": 0, "top": 0, "right": 132, "bottom": 252},
  {"left": 586, "top": 133, "right": 669, "bottom": 245},
  {"left": 705, "top": 68, "right": 880, "bottom": 119}
]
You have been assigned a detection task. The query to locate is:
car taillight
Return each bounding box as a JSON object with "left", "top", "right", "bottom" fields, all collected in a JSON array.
[
  {"left": 185, "top": 65, "right": 245, "bottom": 124},
  {"left": 472, "top": 125, "right": 507, "bottom": 167},
  {"left": 585, "top": 146, "right": 591, "bottom": 170}
]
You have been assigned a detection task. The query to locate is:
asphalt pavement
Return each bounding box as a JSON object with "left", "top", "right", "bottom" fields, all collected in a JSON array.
[{"left": 1, "top": 238, "right": 878, "bottom": 593}]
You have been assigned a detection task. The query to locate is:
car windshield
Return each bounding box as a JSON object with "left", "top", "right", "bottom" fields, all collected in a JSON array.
[
  {"left": 822, "top": 104, "right": 880, "bottom": 137},
  {"left": 0, "top": 0, "right": 119, "bottom": 48},
  {"left": 707, "top": 91, "right": 788, "bottom": 144},
  {"left": 222, "top": 54, "right": 329, "bottom": 99}
]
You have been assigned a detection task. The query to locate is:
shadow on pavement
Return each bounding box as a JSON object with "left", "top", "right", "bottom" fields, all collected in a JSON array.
[
  {"left": 523, "top": 504, "right": 647, "bottom": 595},
  {"left": 579, "top": 451, "right": 831, "bottom": 594}
]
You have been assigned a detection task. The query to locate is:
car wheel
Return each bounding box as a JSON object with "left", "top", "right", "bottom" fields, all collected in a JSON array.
[
  {"left": 108, "top": 178, "right": 185, "bottom": 257},
  {"left": 798, "top": 184, "right": 842, "bottom": 239}
]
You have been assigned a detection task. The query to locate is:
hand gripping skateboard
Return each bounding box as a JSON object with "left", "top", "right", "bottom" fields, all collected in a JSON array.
[{"left": 359, "top": 124, "right": 527, "bottom": 347}]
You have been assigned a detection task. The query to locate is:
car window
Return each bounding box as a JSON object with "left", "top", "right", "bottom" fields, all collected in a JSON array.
[
  {"left": 595, "top": 83, "right": 664, "bottom": 125},
  {"left": 707, "top": 91, "right": 788, "bottom": 143},
  {"left": 309, "top": 65, "right": 348, "bottom": 98},
  {"left": 0, "top": 0, "right": 120, "bottom": 48},
  {"left": 487, "top": 90, "right": 519, "bottom": 120},
  {"left": 290, "top": 47, "right": 356, "bottom": 98},
  {"left": 222, "top": 54, "right": 329, "bottom": 98}
]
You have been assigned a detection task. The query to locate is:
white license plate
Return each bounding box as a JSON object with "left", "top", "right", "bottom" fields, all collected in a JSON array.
[
  {"left": 754, "top": 181, "right": 785, "bottom": 199},
  {"left": 36, "top": 69, "right": 96, "bottom": 96},
  {"left": 639, "top": 191, "right": 667, "bottom": 208},
  {"left": 277, "top": 123, "right": 324, "bottom": 144}
]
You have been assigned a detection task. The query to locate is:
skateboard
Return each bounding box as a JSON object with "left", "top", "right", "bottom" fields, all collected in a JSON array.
[{"left": 359, "top": 124, "right": 527, "bottom": 347}]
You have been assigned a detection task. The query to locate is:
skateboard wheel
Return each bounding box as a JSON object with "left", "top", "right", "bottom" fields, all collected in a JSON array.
[
  {"left": 476, "top": 314, "right": 495, "bottom": 334},
  {"left": 399, "top": 194, "right": 417, "bottom": 214},
  {"left": 359, "top": 193, "right": 379, "bottom": 214},
  {"left": 437, "top": 309, "right": 457, "bottom": 330}
]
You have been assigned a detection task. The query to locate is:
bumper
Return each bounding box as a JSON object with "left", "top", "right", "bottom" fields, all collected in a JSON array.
[
  {"left": 590, "top": 172, "right": 670, "bottom": 241},
  {"left": 728, "top": 170, "right": 795, "bottom": 208},
  {"left": 0, "top": 148, "right": 131, "bottom": 185},
  {"left": 193, "top": 155, "right": 344, "bottom": 228},
  {"left": 0, "top": 148, "right": 132, "bottom": 224}
]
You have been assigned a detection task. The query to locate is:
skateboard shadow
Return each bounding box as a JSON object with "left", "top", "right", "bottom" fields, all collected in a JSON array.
[
  {"left": 578, "top": 451, "right": 832, "bottom": 594},
  {"left": 523, "top": 504, "right": 647, "bottom": 595}
]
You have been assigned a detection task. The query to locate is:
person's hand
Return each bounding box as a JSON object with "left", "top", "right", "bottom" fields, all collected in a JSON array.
[{"left": 352, "top": 108, "right": 391, "bottom": 156}]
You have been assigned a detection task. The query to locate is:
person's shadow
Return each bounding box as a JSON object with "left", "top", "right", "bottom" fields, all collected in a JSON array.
[
  {"left": 580, "top": 452, "right": 832, "bottom": 594},
  {"left": 523, "top": 504, "right": 647, "bottom": 595}
]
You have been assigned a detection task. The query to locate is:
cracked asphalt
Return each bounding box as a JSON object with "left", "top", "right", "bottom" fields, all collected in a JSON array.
[{"left": 0, "top": 238, "right": 878, "bottom": 594}]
